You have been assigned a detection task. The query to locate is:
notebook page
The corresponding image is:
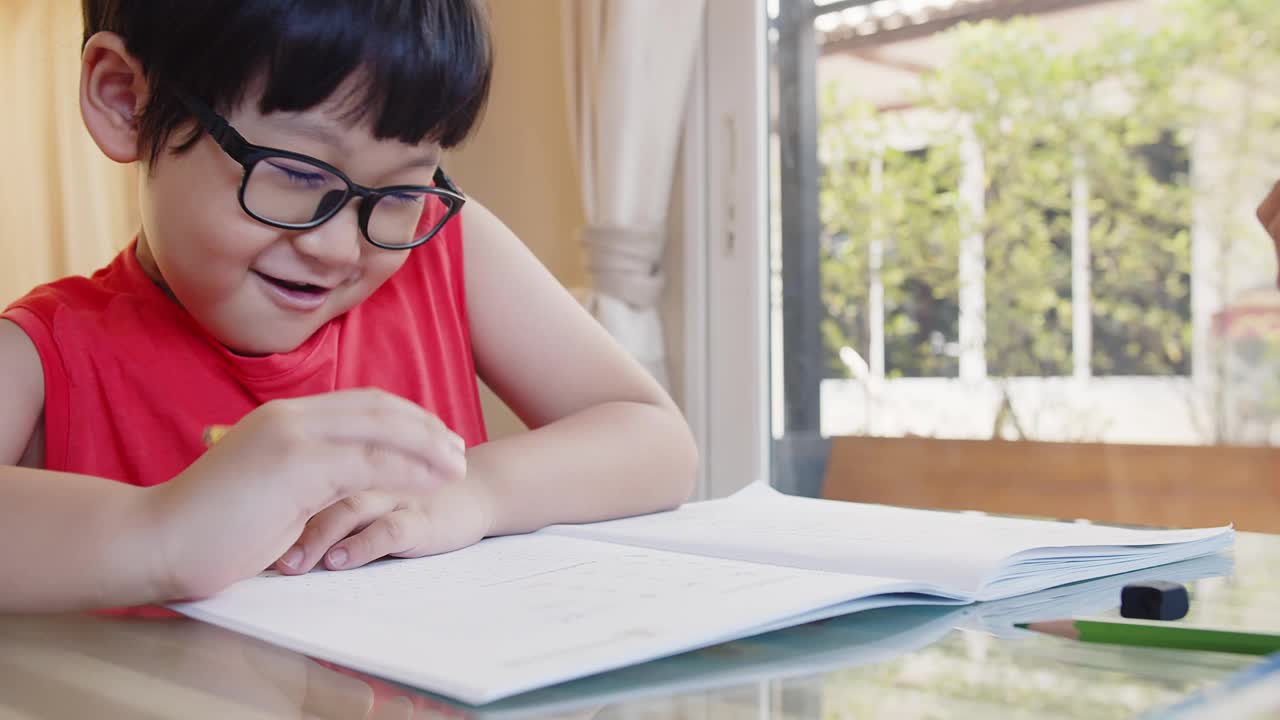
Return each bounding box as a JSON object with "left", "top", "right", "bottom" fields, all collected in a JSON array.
[
  {"left": 172, "top": 533, "right": 922, "bottom": 705},
  {"left": 544, "top": 483, "right": 1231, "bottom": 597},
  {"left": 471, "top": 603, "right": 970, "bottom": 720}
]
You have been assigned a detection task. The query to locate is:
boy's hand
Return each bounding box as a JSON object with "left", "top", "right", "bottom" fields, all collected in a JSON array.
[
  {"left": 1258, "top": 180, "right": 1280, "bottom": 287},
  {"left": 148, "top": 389, "right": 466, "bottom": 600},
  {"left": 277, "top": 478, "right": 495, "bottom": 575}
]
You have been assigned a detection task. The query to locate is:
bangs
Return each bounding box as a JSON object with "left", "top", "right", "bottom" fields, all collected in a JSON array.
[
  {"left": 256, "top": 1, "right": 491, "bottom": 147},
  {"left": 84, "top": 0, "right": 493, "bottom": 162}
]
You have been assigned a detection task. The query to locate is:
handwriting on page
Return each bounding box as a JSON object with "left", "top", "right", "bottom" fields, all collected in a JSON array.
[
  {"left": 179, "top": 534, "right": 903, "bottom": 700},
  {"left": 238, "top": 536, "right": 816, "bottom": 621}
]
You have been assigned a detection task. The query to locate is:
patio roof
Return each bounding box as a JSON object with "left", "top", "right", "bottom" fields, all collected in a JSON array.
[{"left": 813, "top": 0, "right": 1125, "bottom": 51}]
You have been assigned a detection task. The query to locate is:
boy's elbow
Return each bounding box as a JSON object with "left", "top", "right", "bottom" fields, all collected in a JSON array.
[
  {"left": 657, "top": 406, "right": 699, "bottom": 509},
  {"left": 677, "top": 427, "right": 700, "bottom": 503}
]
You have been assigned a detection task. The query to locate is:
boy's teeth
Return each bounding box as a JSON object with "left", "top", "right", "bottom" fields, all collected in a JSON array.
[
  {"left": 272, "top": 276, "right": 321, "bottom": 292},
  {"left": 256, "top": 270, "right": 326, "bottom": 293}
]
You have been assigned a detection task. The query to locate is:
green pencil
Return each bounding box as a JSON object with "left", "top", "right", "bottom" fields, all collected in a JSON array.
[{"left": 1017, "top": 619, "right": 1280, "bottom": 656}]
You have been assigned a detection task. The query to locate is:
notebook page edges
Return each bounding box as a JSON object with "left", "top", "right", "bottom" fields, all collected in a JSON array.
[{"left": 544, "top": 483, "right": 1234, "bottom": 598}]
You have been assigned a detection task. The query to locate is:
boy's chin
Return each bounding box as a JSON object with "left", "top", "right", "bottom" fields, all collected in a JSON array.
[{"left": 217, "top": 324, "right": 318, "bottom": 357}]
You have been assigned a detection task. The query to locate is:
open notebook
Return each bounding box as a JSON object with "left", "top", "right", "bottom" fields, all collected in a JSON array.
[
  {"left": 172, "top": 482, "right": 1234, "bottom": 705},
  {"left": 433, "top": 553, "right": 1234, "bottom": 719}
]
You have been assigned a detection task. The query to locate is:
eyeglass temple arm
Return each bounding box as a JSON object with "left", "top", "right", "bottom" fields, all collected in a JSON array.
[
  {"left": 174, "top": 90, "right": 249, "bottom": 158},
  {"left": 434, "top": 167, "right": 463, "bottom": 196}
]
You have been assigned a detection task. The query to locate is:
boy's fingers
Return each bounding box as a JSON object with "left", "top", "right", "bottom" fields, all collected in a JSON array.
[
  {"left": 325, "top": 510, "right": 422, "bottom": 570},
  {"left": 289, "top": 443, "right": 439, "bottom": 518},
  {"left": 276, "top": 390, "right": 462, "bottom": 478},
  {"left": 295, "top": 389, "right": 450, "bottom": 438},
  {"left": 281, "top": 492, "right": 398, "bottom": 575},
  {"left": 429, "top": 434, "right": 467, "bottom": 484}
]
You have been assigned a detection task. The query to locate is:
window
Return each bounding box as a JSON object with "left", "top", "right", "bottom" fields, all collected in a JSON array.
[{"left": 699, "top": 0, "right": 1280, "bottom": 499}]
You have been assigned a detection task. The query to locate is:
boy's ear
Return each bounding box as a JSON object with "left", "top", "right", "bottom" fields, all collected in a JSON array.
[{"left": 80, "top": 32, "right": 149, "bottom": 164}]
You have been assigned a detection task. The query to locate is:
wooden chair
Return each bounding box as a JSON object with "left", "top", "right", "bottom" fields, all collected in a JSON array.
[{"left": 820, "top": 436, "right": 1280, "bottom": 532}]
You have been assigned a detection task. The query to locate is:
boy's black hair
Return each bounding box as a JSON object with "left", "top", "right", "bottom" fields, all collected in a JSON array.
[{"left": 83, "top": 1, "right": 492, "bottom": 164}]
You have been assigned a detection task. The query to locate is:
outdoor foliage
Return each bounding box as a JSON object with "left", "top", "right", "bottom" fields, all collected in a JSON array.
[{"left": 818, "top": 0, "right": 1278, "bottom": 384}]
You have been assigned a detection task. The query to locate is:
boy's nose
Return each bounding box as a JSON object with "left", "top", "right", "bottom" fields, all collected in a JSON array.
[
  {"left": 292, "top": 202, "right": 363, "bottom": 269},
  {"left": 310, "top": 190, "right": 346, "bottom": 222}
]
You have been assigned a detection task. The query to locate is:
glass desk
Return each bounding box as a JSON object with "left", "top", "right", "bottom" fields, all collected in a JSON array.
[{"left": 1, "top": 533, "right": 1276, "bottom": 719}]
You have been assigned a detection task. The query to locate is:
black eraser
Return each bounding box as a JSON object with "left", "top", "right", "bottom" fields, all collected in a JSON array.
[{"left": 1120, "top": 581, "right": 1189, "bottom": 620}]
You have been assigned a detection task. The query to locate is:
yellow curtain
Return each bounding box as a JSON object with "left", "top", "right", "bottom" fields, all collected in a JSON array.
[{"left": 0, "top": 0, "right": 136, "bottom": 305}]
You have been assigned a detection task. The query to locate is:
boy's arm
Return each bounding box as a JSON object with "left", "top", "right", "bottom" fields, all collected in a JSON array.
[
  {"left": 0, "top": 465, "right": 174, "bottom": 611},
  {"left": 0, "top": 320, "right": 43, "bottom": 466},
  {"left": 0, "top": 321, "right": 464, "bottom": 612},
  {"left": 0, "top": 319, "right": 173, "bottom": 610},
  {"left": 461, "top": 202, "right": 699, "bottom": 536}
]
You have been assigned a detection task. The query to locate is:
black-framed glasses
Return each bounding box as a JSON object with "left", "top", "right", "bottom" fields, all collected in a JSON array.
[{"left": 177, "top": 92, "right": 466, "bottom": 250}]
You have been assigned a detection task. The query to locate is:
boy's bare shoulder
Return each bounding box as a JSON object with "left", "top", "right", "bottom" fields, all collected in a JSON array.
[{"left": 0, "top": 319, "right": 44, "bottom": 466}]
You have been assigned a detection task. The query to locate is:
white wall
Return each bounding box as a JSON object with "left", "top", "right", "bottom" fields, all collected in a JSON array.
[
  {"left": 447, "top": 0, "right": 585, "bottom": 438},
  {"left": 450, "top": 0, "right": 694, "bottom": 438}
]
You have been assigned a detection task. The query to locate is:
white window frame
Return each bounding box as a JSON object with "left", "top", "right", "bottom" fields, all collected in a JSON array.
[
  {"left": 684, "top": 0, "right": 1248, "bottom": 466},
  {"left": 681, "top": 0, "right": 770, "bottom": 500},
  {"left": 681, "top": 0, "right": 1199, "bottom": 477}
]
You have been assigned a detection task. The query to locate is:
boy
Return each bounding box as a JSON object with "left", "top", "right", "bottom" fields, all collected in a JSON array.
[{"left": 0, "top": 0, "right": 697, "bottom": 612}]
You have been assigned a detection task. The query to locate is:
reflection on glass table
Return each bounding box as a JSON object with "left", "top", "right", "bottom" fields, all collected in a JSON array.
[{"left": 3, "top": 534, "right": 1277, "bottom": 719}]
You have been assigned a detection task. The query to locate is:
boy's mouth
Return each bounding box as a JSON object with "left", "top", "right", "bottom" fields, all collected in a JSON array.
[
  {"left": 256, "top": 272, "right": 327, "bottom": 293},
  {"left": 253, "top": 270, "right": 332, "bottom": 311}
]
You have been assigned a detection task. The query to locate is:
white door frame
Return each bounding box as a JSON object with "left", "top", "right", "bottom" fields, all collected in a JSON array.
[{"left": 681, "top": 0, "right": 770, "bottom": 500}]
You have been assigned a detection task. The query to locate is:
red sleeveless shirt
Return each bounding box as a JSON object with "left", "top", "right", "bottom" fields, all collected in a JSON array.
[{"left": 2, "top": 218, "right": 487, "bottom": 487}]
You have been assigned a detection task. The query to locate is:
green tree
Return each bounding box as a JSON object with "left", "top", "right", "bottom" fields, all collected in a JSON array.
[
  {"left": 818, "top": 95, "right": 963, "bottom": 379},
  {"left": 816, "top": 1, "right": 1278, "bottom": 383}
]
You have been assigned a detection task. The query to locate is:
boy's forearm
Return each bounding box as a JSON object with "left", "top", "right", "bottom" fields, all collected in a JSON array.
[
  {"left": 0, "top": 466, "right": 173, "bottom": 612},
  {"left": 466, "top": 401, "right": 698, "bottom": 537}
]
